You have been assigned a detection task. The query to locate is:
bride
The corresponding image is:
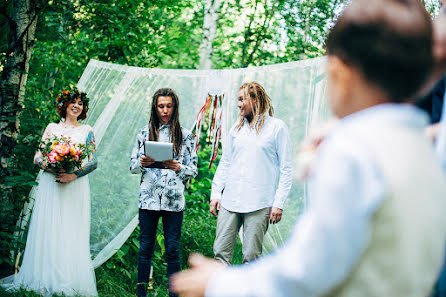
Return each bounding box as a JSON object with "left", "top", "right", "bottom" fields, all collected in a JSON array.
[{"left": 1, "top": 88, "right": 98, "bottom": 296}]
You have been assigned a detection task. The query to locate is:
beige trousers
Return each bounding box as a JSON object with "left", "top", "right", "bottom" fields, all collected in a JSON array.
[{"left": 213, "top": 206, "right": 270, "bottom": 265}]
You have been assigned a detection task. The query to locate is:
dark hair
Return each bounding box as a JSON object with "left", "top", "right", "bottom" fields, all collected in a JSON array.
[
  {"left": 56, "top": 88, "right": 89, "bottom": 120},
  {"left": 326, "top": 0, "right": 433, "bottom": 102},
  {"left": 149, "top": 88, "right": 183, "bottom": 156}
]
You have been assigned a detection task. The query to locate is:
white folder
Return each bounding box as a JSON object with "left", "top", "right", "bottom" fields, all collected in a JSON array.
[{"left": 144, "top": 141, "right": 173, "bottom": 161}]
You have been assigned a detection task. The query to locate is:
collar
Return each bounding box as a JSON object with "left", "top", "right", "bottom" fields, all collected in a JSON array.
[
  {"left": 243, "top": 114, "right": 269, "bottom": 128},
  {"left": 340, "top": 103, "right": 429, "bottom": 131}
]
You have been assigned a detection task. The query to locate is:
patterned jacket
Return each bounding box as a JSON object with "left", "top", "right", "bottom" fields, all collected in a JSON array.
[{"left": 130, "top": 124, "right": 198, "bottom": 211}]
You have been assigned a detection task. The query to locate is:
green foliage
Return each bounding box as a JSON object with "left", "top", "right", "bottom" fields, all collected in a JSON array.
[
  {"left": 0, "top": 0, "right": 205, "bottom": 277},
  {"left": 181, "top": 142, "right": 219, "bottom": 262},
  {"left": 425, "top": 0, "right": 443, "bottom": 15},
  {"left": 211, "top": 0, "right": 349, "bottom": 68},
  {"left": 91, "top": 127, "right": 246, "bottom": 297},
  {"left": 0, "top": 287, "right": 89, "bottom": 297},
  {"left": 1, "top": 0, "right": 441, "bottom": 294},
  {"left": 96, "top": 225, "right": 140, "bottom": 296}
]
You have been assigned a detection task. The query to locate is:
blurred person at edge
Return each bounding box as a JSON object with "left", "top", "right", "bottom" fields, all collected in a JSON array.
[{"left": 171, "top": 0, "right": 446, "bottom": 296}]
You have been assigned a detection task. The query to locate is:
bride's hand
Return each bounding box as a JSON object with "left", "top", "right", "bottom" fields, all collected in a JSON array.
[{"left": 56, "top": 172, "right": 77, "bottom": 183}]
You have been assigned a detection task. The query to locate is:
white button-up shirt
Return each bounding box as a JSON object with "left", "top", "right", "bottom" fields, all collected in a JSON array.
[
  {"left": 206, "top": 104, "right": 428, "bottom": 297},
  {"left": 211, "top": 115, "right": 293, "bottom": 212}
]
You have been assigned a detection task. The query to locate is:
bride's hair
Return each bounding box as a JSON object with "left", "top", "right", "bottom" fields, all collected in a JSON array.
[
  {"left": 149, "top": 88, "right": 183, "bottom": 157},
  {"left": 56, "top": 88, "right": 89, "bottom": 120}
]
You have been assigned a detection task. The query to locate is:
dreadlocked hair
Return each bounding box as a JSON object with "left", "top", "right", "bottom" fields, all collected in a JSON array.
[
  {"left": 235, "top": 81, "right": 274, "bottom": 134},
  {"left": 149, "top": 88, "right": 183, "bottom": 157}
]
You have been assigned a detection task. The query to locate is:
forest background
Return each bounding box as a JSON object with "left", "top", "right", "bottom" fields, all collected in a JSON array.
[{"left": 0, "top": 0, "right": 442, "bottom": 296}]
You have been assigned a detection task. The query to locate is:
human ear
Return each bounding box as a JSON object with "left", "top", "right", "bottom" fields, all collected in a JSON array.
[{"left": 327, "top": 56, "right": 354, "bottom": 104}]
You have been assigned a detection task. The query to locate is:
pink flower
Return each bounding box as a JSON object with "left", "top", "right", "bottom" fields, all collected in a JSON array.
[
  {"left": 55, "top": 143, "right": 70, "bottom": 156},
  {"left": 73, "top": 155, "right": 80, "bottom": 161},
  {"left": 48, "top": 151, "right": 58, "bottom": 163}
]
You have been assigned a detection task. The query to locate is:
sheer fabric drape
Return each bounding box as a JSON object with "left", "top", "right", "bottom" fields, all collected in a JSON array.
[{"left": 16, "top": 57, "right": 331, "bottom": 268}]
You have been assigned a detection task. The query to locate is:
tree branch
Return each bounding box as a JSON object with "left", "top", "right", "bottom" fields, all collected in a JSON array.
[
  {"left": 245, "top": 0, "right": 275, "bottom": 66},
  {"left": 302, "top": 1, "right": 316, "bottom": 56},
  {"left": 241, "top": 0, "right": 259, "bottom": 67}
]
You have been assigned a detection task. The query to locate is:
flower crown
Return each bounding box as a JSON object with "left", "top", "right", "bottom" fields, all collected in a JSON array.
[{"left": 55, "top": 87, "right": 89, "bottom": 109}]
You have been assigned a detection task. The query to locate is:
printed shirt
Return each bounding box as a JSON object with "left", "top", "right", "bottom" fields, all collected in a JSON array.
[
  {"left": 130, "top": 124, "right": 198, "bottom": 212},
  {"left": 210, "top": 115, "right": 293, "bottom": 212},
  {"left": 205, "top": 104, "right": 428, "bottom": 297}
]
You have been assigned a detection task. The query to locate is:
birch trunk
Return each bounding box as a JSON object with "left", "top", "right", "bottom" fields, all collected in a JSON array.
[
  {"left": 199, "top": 0, "right": 221, "bottom": 69},
  {"left": 0, "top": 0, "right": 38, "bottom": 176},
  {"left": 302, "top": 1, "right": 315, "bottom": 58},
  {"left": 0, "top": 0, "right": 39, "bottom": 196},
  {"left": 0, "top": 0, "right": 40, "bottom": 274}
]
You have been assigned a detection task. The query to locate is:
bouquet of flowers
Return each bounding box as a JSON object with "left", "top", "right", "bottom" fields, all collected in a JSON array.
[{"left": 40, "top": 135, "right": 92, "bottom": 172}]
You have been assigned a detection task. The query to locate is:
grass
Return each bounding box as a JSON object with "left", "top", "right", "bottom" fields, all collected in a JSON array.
[{"left": 0, "top": 225, "right": 244, "bottom": 297}]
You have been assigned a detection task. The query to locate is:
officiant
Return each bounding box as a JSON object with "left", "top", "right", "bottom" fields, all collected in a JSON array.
[{"left": 129, "top": 88, "right": 198, "bottom": 297}]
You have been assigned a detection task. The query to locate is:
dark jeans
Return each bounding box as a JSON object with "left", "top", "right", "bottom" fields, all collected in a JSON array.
[{"left": 137, "top": 209, "right": 183, "bottom": 297}]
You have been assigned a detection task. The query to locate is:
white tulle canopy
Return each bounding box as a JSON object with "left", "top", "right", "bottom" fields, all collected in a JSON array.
[{"left": 74, "top": 57, "right": 331, "bottom": 267}]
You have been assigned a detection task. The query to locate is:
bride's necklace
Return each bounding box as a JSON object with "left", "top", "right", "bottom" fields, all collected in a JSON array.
[{"left": 60, "top": 122, "right": 80, "bottom": 129}]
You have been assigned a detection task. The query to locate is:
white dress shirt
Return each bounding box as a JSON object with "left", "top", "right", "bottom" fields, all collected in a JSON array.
[
  {"left": 210, "top": 115, "right": 293, "bottom": 212},
  {"left": 205, "top": 104, "right": 428, "bottom": 297}
]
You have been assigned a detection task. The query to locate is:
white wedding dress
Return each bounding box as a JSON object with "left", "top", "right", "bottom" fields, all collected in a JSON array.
[{"left": 1, "top": 123, "right": 98, "bottom": 296}]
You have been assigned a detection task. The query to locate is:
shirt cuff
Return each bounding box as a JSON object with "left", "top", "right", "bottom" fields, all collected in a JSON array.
[
  {"left": 272, "top": 197, "right": 285, "bottom": 209},
  {"left": 130, "top": 158, "right": 145, "bottom": 173},
  {"left": 210, "top": 190, "right": 222, "bottom": 201},
  {"left": 177, "top": 164, "right": 186, "bottom": 177},
  {"left": 139, "top": 159, "right": 145, "bottom": 170}
]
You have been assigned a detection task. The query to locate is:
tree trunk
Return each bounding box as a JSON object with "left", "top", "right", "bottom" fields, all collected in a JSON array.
[
  {"left": 302, "top": 1, "right": 315, "bottom": 58},
  {"left": 0, "top": 0, "right": 38, "bottom": 184},
  {"left": 199, "top": 0, "right": 221, "bottom": 69},
  {"left": 245, "top": 0, "right": 275, "bottom": 66},
  {"left": 241, "top": 0, "right": 259, "bottom": 67},
  {"left": 0, "top": 0, "right": 39, "bottom": 274}
]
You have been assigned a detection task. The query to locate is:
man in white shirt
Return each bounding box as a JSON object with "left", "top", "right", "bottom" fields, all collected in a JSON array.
[
  {"left": 171, "top": 1, "right": 446, "bottom": 296},
  {"left": 209, "top": 81, "right": 293, "bottom": 265}
]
